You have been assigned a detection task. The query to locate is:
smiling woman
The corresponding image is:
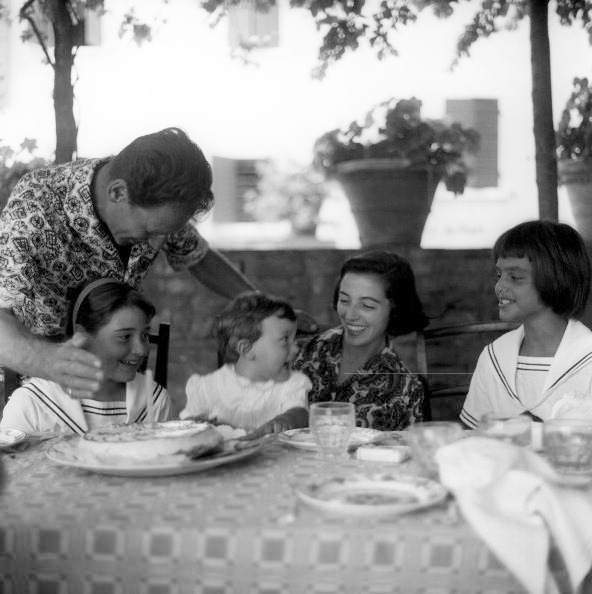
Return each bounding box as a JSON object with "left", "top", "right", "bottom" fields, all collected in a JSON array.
[
  {"left": 294, "top": 251, "right": 429, "bottom": 430},
  {"left": 0, "top": 279, "right": 172, "bottom": 436}
]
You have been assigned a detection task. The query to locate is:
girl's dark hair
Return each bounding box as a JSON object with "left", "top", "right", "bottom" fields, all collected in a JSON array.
[
  {"left": 493, "top": 220, "right": 591, "bottom": 318},
  {"left": 68, "top": 280, "right": 156, "bottom": 335},
  {"left": 110, "top": 127, "right": 214, "bottom": 216},
  {"left": 332, "top": 250, "right": 428, "bottom": 336},
  {"left": 217, "top": 291, "right": 296, "bottom": 364}
]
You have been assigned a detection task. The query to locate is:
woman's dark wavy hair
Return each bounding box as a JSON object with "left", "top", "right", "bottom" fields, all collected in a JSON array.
[
  {"left": 493, "top": 220, "right": 591, "bottom": 319},
  {"left": 332, "top": 251, "right": 429, "bottom": 336},
  {"left": 110, "top": 127, "right": 214, "bottom": 216},
  {"left": 217, "top": 291, "right": 296, "bottom": 364},
  {"left": 68, "top": 280, "right": 156, "bottom": 336}
]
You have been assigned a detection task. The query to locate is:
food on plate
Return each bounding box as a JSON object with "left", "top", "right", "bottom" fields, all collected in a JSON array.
[
  {"left": 211, "top": 424, "right": 247, "bottom": 440},
  {"left": 79, "top": 420, "right": 223, "bottom": 463},
  {"left": 355, "top": 443, "right": 410, "bottom": 463}
]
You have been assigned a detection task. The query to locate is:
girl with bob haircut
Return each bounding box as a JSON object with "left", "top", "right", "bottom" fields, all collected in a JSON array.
[
  {"left": 0, "top": 279, "right": 171, "bottom": 435},
  {"left": 460, "top": 220, "right": 592, "bottom": 428},
  {"left": 294, "top": 250, "right": 428, "bottom": 430},
  {"left": 181, "top": 292, "right": 310, "bottom": 435}
]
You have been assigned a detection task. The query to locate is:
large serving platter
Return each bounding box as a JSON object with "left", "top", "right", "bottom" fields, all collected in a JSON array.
[{"left": 47, "top": 435, "right": 273, "bottom": 477}]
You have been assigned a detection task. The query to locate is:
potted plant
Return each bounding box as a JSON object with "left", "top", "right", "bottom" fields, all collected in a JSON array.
[
  {"left": 244, "top": 161, "right": 329, "bottom": 236},
  {"left": 313, "top": 97, "right": 480, "bottom": 247},
  {"left": 556, "top": 77, "right": 592, "bottom": 240}
]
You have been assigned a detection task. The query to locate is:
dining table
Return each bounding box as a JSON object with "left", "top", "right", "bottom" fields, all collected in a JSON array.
[{"left": 0, "top": 432, "right": 529, "bottom": 594}]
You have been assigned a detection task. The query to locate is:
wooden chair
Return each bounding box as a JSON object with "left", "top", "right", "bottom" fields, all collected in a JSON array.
[
  {"left": 140, "top": 322, "right": 171, "bottom": 388},
  {"left": 416, "top": 320, "right": 519, "bottom": 421},
  {"left": 1, "top": 322, "right": 171, "bottom": 405}
]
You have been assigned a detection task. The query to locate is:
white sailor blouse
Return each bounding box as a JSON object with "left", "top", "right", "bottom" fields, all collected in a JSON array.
[
  {"left": 0, "top": 370, "right": 171, "bottom": 435},
  {"left": 460, "top": 319, "right": 592, "bottom": 428}
]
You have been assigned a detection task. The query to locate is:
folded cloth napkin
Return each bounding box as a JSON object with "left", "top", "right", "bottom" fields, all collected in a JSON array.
[
  {"left": 550, "top": 392, "right": 592, "bottom": 420},
  {"left": 436, "top": 437, "right": 592, "bottom": 594}
]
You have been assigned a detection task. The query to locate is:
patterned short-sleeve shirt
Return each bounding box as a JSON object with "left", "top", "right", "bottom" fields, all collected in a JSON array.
[
  {"left": 0, "top": 158, "right": 208, "bottom": 337},
  {"left": 293, "top": 326, "right": 424, "bottom": 430}
]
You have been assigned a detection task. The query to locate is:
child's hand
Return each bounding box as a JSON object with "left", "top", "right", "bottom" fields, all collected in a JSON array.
[{"left": 245, "top": 415, "right": 290, "bottom": 440}]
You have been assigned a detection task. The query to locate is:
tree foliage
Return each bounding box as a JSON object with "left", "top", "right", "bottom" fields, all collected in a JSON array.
[
  {"left": 0, "top": 0, "right": 155, "bottom": 163},
  {"left": 202, "top": 0, "right": 592, "bottom": 220}
]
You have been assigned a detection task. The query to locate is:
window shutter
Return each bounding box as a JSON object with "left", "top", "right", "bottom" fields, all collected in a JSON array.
[
  {"left": 228, "top": 2, "right": 279, "bottom": 49},
  {"left": 211, "top": 157, "right": 262, "bottom": 222}
]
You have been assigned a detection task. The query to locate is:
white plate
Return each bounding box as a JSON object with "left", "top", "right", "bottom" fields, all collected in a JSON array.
[
  {"left": 296, "top": 473, "right": 448, "bottom": 517},
  {"left": 46, "top": 436, "right": 272, "bottom": 477},
  {"left": 278, "top": 427, "right": 398, "bottom": 451},
  {"left": 0, "top": 428, "right": 26, "bottom": 449}
]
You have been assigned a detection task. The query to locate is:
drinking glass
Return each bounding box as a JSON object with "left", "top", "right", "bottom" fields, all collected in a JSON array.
[
  {"left": 543, "top": 419, "right": 592, "bottom": 475},
  {"left": 309, "top": 402, "right": 355, "bottom": 459},
  {"left": 407, "top": 421, "right": 465, "bottom": 477}
]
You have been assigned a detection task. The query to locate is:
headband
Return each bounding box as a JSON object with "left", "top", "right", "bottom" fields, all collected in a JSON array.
[{"left": 72, "top": 277, "right": 118, "bottom": 328}]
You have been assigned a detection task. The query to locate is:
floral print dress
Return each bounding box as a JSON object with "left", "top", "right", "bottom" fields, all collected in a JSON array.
[{"left": 293, "top": 327, "right": 424, "bottom": 430}]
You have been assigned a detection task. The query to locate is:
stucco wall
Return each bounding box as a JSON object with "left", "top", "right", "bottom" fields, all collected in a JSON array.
[{"left": 143, "top": 247, "right": 563, "bottom": 418}]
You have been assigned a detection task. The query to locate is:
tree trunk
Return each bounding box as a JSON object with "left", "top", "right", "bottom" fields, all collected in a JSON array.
[
  {"left": 52, "top": 0, "right": 77, "bottom": 163},
  {"left": 529, "top": 0, "right": 558, "bottom": 221}
]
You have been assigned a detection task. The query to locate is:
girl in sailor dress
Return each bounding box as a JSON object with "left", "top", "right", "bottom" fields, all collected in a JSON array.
[
  {"left": 460, "top": 220, "right": 592, "bottom": 429},
  {"left": 0, "top": 279, "right": 171, "bottom": 435}
]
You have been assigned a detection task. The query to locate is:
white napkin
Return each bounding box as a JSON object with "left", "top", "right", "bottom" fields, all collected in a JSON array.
[
  {"left": 436, "top": 437, "right": 592, "bottom": 594},
  {"left": 550, "top": 392, "right": 592, "bottom": 420}
]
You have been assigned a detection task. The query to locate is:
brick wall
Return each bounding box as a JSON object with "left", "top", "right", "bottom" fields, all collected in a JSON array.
[{"left": 144, "top": 247, "right": 561, "bottom": 417}]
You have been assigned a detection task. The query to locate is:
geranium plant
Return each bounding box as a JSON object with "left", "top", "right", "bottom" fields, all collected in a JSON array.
[
  {"left": 313, "top": 97, "right": 480, "bottom": 194},
  {"left": 244, "top": 161, "right": 329, "bottom": 235},
  {"left": 556, "top": 77, "right": 592, "bottom": 161}
]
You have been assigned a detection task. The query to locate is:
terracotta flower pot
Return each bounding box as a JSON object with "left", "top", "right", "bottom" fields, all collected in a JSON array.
[
  {"left": 558, "top": 158, "right": 592, "bottom": 241},
  {"left": 334, "top": 159, "right": 441, "bottom": 248}
]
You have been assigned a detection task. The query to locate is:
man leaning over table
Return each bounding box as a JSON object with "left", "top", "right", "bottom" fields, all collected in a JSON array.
[{"left": 0, "top": 127, "right": 256, "bottom": 398}]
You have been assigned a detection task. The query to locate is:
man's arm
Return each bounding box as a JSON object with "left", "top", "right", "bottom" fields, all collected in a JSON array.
[
  {"left": 187, "top": 247, "right": 318, "bottom": 332},
  {"left": 0, "top": 309, "right": 103, "bottom": 397},
  {"left": 187, "top": 248, "right": 257, "bottom": 299}
]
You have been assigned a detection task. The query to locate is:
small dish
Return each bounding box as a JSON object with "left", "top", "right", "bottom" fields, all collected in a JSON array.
[
  {"left": 296, "top": 473, "right": 447, "bottom": 517},
  {"left": 0, "top": 428, "right": 26, "bottom": 450}
]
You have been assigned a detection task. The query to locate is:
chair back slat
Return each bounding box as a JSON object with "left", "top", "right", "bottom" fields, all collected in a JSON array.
[
  {"left": 416, "top": 320, "right": 519, "bottom": 421},
  {"left": 149, "top": 322, "right": 170, "bottom": 388}
]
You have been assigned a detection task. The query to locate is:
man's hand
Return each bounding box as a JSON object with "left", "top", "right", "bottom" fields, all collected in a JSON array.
[{"left": 47, "top": 332, "right": 103, "bottom": 398}]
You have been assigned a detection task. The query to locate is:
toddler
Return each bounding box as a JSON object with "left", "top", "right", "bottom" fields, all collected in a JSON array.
[{"left": 180, "top": 292, "right": 310, "bottom": 435}]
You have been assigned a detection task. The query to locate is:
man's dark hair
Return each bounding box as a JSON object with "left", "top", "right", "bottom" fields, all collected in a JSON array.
[{"left": 110, "top": 127, "right": 214, "bottom": 216}]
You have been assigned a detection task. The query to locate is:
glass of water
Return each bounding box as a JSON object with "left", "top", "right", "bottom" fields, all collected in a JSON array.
[
  {"left": 309, "top": 402, "right": 355, "bottom": 459},
  {"left": 543, "top": 419, "right": 592, "bottom": 475}
]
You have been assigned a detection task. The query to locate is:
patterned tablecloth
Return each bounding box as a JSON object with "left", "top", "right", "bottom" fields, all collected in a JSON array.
[{"left": 0, "top": 437, "right": 526, "bottom": 594}]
